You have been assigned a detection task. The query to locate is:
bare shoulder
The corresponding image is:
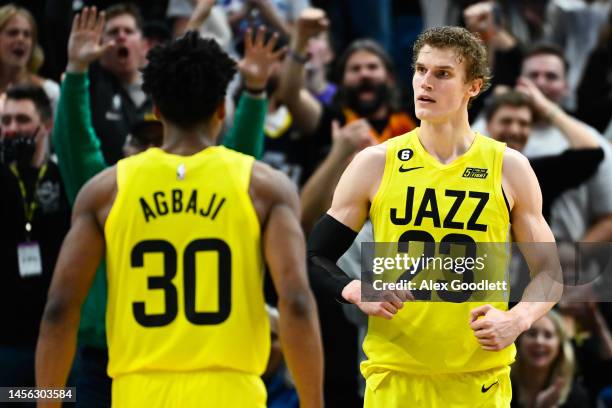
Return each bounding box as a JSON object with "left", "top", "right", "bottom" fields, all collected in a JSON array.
[
  {"left": 345, "top": 142, "right": 387, "bottom": 200},
  {"left": 75, "top": 165, "right": 118, "bottom": 228},
  {"left": 249, "top": 161, "right": 299, "bottom": 226},
  {"left": 502, "top": 147, "right": 540, "bottom": 211}
]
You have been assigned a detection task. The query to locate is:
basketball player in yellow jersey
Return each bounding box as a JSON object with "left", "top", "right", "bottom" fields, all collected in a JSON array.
[
  {"left": 35, "top": 31, "right": 323, "bottom": 407},
  {"left": 308, "top": 26, "right": 563, "bottom": 407}
]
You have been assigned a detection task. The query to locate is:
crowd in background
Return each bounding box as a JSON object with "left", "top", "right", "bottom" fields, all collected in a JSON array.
[{"left": 0, "top": 0, "right": 611, "bottom": 407}]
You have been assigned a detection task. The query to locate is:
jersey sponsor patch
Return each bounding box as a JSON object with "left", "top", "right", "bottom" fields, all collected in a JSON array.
[{"left": 462, "top": 167, "right": 488, "bottom": 179}]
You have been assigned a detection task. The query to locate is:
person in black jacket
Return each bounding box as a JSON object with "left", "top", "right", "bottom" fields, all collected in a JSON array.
[
  {"left": 88, "top": 3, "right": 152, "bottom": 164},
  {"left": 485, "top": 91, "right": 604, "bottom": 221},
  {"left": 0, "top": 84, "right": 71, "bottom": 389}
]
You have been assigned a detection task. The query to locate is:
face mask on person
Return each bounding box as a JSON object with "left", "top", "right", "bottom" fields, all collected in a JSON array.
[
  {"left": 344, "top": 79, "right": 389, "bottom": 117},
  {"left": 0, "top": 131, "right": 37, "bottom": 167}
]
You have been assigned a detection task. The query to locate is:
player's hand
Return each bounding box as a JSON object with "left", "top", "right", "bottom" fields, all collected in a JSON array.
[
  {"left": 295, "top": 8, "right": 329, "bottom": 46},
  {"left": 238, "top": 26, "right": 286, "bottom": 91},
  {"left": 67, "top": 7, "right": 114, "bottom": 73},
  {"left": 515, "top": 77, "right": 557, "bottom": 119},
  {"left": 342, "top": 280, "right": 414, "bottom": 320},
  {"left": 331, "top": 119, "right": 376, "bottom": 160},
  {"left": 534, "top": 375, "right": 565, "bottom": 408},
  {"left": 469, "top": 304, "right": 525, "bottom": 351}
]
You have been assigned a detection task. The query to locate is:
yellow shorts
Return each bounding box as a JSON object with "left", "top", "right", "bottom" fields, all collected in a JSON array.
[
  {"left": 112, "top": 370, "right": 267, "bottom": 408},
  {"left": 364, "top": 366, "right": 511, "bottom": 408}
]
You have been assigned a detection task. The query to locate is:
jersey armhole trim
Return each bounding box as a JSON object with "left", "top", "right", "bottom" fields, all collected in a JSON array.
[{"left": 370, "top": 143, "right": 392, "bottom": 223}]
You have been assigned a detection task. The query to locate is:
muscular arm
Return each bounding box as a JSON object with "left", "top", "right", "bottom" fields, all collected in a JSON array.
[
  {"left": 307, "top": 145, "right": 407, "bottom": 317},
  {"left": 251, "top": 162, "right": 323, "bottom": 408},
  {"left": 506, "top": 149, "right": 562, "bottom": 325},
  {"left": 471, "top": 149, "right": 562, "bottom": 350},
  {"left": 36, "top": 168, "right": 115, "bottom": 406}
]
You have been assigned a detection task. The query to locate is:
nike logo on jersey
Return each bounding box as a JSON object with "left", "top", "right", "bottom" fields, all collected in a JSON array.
[
  {"left": 481, "top": 381, "right": 499, "bottom": 393},
  {"left": 399, "top": 166, "right": 424, "bottom": 173}
]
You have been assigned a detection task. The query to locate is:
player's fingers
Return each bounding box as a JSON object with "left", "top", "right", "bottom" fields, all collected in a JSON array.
[
  {"left": 470, "top": 318, "right": 490, "bottom": 332},
  {"left": 376, "top": 307, "right": 394, "bottom": 320},
  {"left": 477, "top": 337, "right": 497, "bottom": 347},
  {"left": 383, "top": 292, "right": 403, "bottom": 309},
  {"left": 380, "top": 302, "right": 398, "bottom": 315},
  {"left": 396, "top": 289, "right": 414, "bottom": 302},
  {"left": 469, "top": 304, "right": 493, "bottom": 323},
  {"left": 473, "top": 328, "right": 493, "bottom": 339}
]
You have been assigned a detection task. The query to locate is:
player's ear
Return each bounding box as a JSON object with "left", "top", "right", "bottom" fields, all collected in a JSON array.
[
  {"left": 468, "top": 78, "right": 483, "bottom": 98},
  {"left": 215, "top": 101, "right": 226, "bottom": 121}
]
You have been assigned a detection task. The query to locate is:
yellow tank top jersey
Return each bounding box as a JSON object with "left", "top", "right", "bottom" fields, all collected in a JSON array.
[
  {"left": 363, "top": 128, "right": 515, "bottom": 377},
  {"left": 104, "top": 146, "right": 269, "bottom": 379}
]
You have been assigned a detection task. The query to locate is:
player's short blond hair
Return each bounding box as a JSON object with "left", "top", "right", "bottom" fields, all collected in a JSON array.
[{"left": 413, "top": 26, "right": 491, "bottom": 99}]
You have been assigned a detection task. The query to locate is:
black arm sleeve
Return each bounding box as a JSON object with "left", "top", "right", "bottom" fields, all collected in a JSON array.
[{"left": 307, "top": 214, "right": 359, "bottom": 303}]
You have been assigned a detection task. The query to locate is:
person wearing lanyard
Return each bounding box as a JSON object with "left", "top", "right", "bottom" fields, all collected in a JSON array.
[{"left": 0, "top": 84, "right": 71, "bottom": 390}]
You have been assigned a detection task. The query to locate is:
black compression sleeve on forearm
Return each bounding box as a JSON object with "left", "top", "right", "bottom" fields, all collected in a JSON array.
[{"left": 307, "top": 214, "right": 358, "bottom": 302}]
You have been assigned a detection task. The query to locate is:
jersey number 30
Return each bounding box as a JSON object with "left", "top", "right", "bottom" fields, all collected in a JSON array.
[{"left": 131, "top": 238, "right": 231, "bottom": 327}]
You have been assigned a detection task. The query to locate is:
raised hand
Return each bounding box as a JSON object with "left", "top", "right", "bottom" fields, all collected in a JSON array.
[
  {"left": 515, "top": 77, "right": 556, "bottom": 118},
  {"left": 294, "top": 8, "right": 329, "bottom": 51},
  {"left": 238, "top": 26, "right": 286, "bottom": 91},
  {"left": 331, "top": 119, "right": 376, "bottom": 160},
  {"left": 67, "top": 7, "right": 114, "bottom": 73},
  {"left": 463, "top": 2, "right": 497, "bottom": 42}
]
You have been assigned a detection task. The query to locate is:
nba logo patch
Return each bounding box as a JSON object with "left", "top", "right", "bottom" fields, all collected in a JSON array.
[{"left": 177, "top": 163, "right": 186, "bottom": 180}]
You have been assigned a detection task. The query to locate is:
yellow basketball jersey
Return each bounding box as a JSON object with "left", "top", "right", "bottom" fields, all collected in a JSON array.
[
  {"left": 104, "top": 146, "right": 269, "bottom": 379},
  {"left": 363, "top": 129, "right": 515, "bottom": 377}
]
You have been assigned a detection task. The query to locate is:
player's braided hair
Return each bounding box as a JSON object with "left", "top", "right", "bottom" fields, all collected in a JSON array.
[
  {"left": 142, "top": 31, "right": 237, "bottom": 129},
  {"left": 413, "top": 26, "right": 492, "bottom": 99}
]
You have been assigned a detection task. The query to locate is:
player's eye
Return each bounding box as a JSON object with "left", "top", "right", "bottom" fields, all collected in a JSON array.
[{"left": 437, "top": 71, "right": 450, "bottom": 78}]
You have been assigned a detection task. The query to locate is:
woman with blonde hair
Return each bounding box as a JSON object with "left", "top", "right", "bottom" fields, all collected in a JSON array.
[
  {"left": 512, "top": 309, "right": 590, "bottom": 407},
  {"left": 0, "top": 4, "right": 59, "bottom": 112}
]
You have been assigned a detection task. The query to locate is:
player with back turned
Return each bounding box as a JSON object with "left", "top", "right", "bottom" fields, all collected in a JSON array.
[
  {"left": 308, "top": 26, "right": 563, "bottom": 407},
  {"left": 35, "top": 23, "right": 323, "bottom": 408}
]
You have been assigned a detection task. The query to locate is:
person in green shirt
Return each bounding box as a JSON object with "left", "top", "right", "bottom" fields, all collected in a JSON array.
[{"left": 52, "top": 6, "right": 282, "bottom": 406}]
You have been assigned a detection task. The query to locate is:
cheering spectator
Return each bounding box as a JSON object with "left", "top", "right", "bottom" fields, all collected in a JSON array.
[
  {"left": 0, "top": 4, "right": 60, "bottom": 113},
  {"left": 518, "top": 44, "right": 612, "bottom": 242},
  {"left": 484, "top": 91, "right": 603, "bottom": 221},
  {"left": 88, "top": 3, "right": 151, "bottom": 164},
  {"left": 278, "top": 8, "right": 415, "bottom": 171},
  {"left": 511, "top": 310, "right": 590, "bottom": 407}
]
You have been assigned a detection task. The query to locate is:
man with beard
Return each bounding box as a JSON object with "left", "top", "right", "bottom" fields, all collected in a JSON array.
[
  {"left": 88, "top": 3, "right": 152, "bottom": 164},
  {"left": 277, "top": 8, "right": 415, "bottom": 187},
  {"left": 0, "top": 84, "right": 71, "bottom": 389}
]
